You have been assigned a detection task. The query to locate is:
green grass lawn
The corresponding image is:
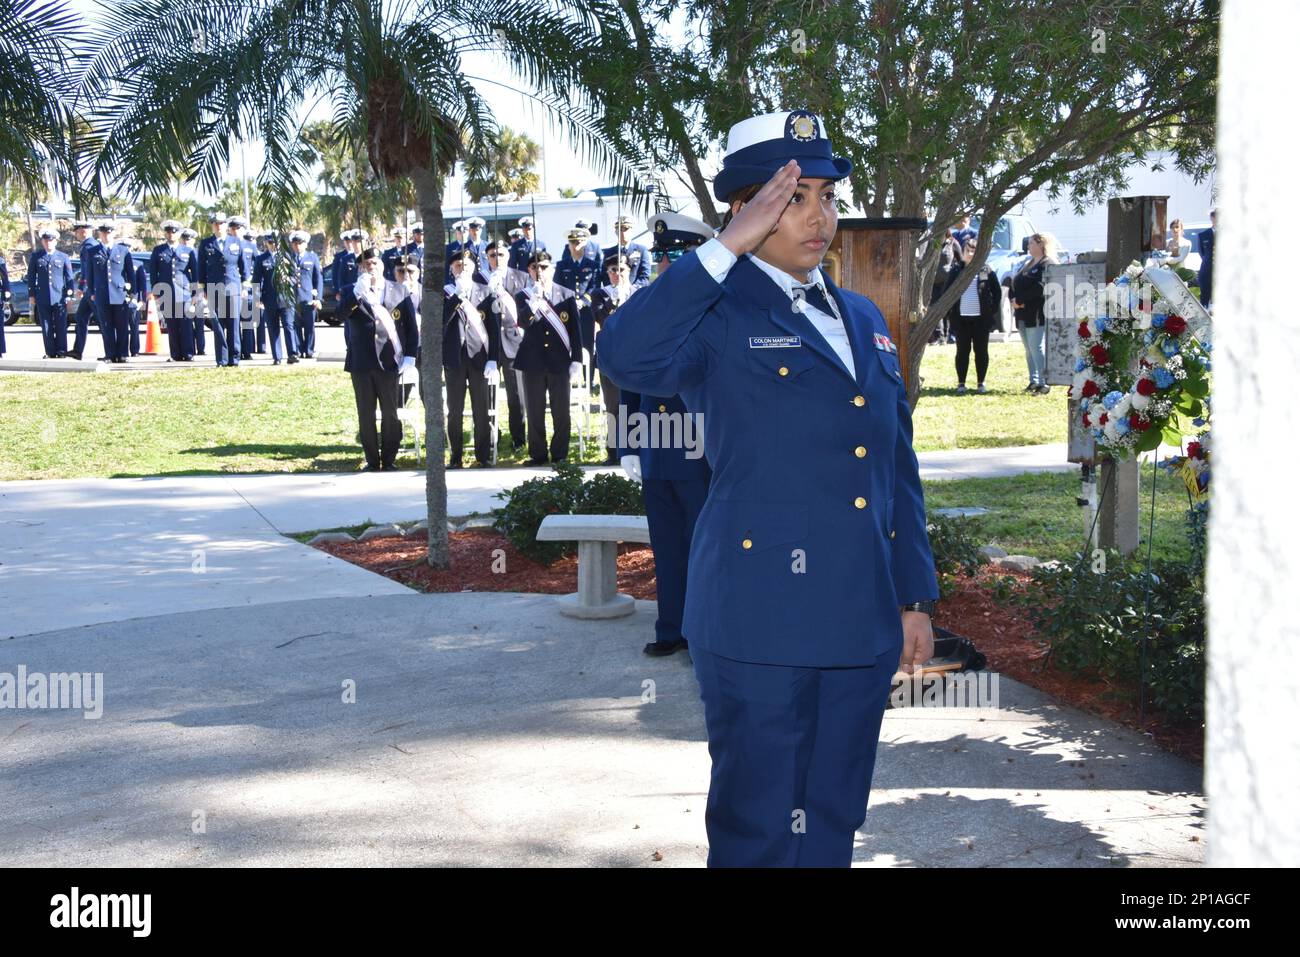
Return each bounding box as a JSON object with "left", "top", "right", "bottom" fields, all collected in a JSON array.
[
  {"left": 923, "top": 468, "right": 1197, "bottom": 564},
  {"left": 912, "top": 340, "right": 1067, "bottom": 452},
  {"left": 0, "top": 338, "right": 1063, "bottom": 480}
]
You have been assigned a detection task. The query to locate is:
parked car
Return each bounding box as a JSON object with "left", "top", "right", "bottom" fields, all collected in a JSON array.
[{"left": 4, "top": 253, "right": 152, "bottom": 326}]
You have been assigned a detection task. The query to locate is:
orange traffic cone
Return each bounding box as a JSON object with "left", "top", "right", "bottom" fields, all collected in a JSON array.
[{"left": 144, "top": 302, "right": 164, "bottom": 356}]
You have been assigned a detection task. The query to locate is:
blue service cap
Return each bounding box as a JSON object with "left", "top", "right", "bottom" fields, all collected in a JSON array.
[
  {"left": 712, "top": 109, "right": 852, "bottom": 203},
  {"left": 647, "top": 211, "right": 713, "bottom": 253}
]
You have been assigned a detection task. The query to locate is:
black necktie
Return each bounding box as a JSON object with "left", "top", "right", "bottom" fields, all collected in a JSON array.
[{"left": 793, "top": 281, "right": 836, "bottom": 320}]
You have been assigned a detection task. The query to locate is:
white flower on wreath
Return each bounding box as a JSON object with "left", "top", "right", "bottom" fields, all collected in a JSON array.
[{"left": 1131, "top": 391, "right": 1152, "bottom": 412}]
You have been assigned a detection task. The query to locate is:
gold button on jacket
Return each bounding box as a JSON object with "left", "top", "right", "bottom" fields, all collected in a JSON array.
[
  {"left": 854, "top": 446, "right": 867, "bottom": 458},
  {"left": 854, "top": 497, "right": 867, "bottom": 509}
]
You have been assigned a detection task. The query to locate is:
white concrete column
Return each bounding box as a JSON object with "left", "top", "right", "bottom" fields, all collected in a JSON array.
[{"left": 1207, "top": 0, "right": 1300, "bottom": 866}]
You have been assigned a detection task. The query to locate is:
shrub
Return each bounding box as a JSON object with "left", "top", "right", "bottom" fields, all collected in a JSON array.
[
  {"left": 926, "top": 512, "right": 984, "bottom": 597},
  {"left": 492, "top": 461, "right": 644, "bottom": 565}
]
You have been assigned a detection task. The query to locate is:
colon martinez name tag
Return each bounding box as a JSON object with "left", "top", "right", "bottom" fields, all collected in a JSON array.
[{"left": 749, "top": 335, "right": 802, "bottom": 349}]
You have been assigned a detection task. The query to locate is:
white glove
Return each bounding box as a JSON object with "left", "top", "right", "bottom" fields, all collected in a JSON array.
[
  {"left": 621, "top": 454, "right": 642, "bottom": 484},
  {"left": 484, "top": 360, "right": 497, "bottom": 380},
  {"left": 488, "top": 272, "right": 504, "bottom": 293},
  {"left": 569, "top": 361, "right": 581, "bottom": 381}
]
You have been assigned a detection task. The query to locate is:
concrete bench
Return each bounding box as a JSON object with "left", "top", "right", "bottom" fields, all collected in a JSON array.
[{"left": 535, "top": 514, "right": 650, "bottom": 619}]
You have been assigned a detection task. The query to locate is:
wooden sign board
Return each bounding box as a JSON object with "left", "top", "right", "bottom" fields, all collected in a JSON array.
[{"left": 827, "top": 218, "right": 928, "bottom": 390}]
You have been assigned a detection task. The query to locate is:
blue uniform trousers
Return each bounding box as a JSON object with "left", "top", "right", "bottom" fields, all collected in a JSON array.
[
  {"left": 194, "top": 303, "right": 206, "bottom": 353},
  {"left": 164, "top": 302, "right": 195, "bottom": 361},
  {"left": 691, "top": 642, "right": 899, "bottom": 867},
  {"left": 296, "top": 303, "right": 317, "bottom": 355},
  {"left": 109, "top": 303, "right": 132, "bottom": 360},
  {"left": 94, "top": 299, "right": 117, "bottom": 358},
  {"left": 240, "top": 293, "right": 257, "bottom": 356},
  {"left": 211, "top": 292, "right": 241, "bottom": 365},
  {"left": 642, "top": 476, "right": 709, "bottom": 644},
  {"left": 72, "top": 295, "right": 94, "bottom": 356},
  {"left": 267, "top": 306, "right": 296, "bottom": 361},
  {"left": 41, "top": 304, "right": 69, "bottom": 356},
  {"left": 127, "top": 303, "right": 140, "bottom": 355}
]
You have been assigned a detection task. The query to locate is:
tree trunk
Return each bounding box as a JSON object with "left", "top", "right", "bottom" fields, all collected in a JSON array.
[{"left": 411, "top": 166, "right": 451, "bottom": 568}]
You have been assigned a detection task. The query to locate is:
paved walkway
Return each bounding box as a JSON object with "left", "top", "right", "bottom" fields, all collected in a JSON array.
[
  {"left": 0, "top": 594, "right": 1203, "bottom": 867},
  {"left": 0, "top": 445, "right": 1204, "bottom": 867}
]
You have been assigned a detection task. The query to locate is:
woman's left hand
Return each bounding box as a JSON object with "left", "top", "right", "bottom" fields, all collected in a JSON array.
[{"left": 899, "top": 611, "right": 935, "bottom": 674}]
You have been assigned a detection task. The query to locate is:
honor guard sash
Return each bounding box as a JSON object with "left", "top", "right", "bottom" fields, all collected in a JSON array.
[{"left": 532, "top": 293, "right": 571, "bottom": 352}]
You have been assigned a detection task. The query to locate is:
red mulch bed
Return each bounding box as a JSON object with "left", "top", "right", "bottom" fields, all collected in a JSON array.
[{"left": 313, "top": 530, "right": 1203, "bottom": 765}]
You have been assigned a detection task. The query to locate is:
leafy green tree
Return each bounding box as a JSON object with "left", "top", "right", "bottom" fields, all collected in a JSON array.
[
  {"left": 77, "top": 0, "right": 641, "bottom": 567},
  {"left": 0, "top": 0, "right": 82, "bottom": 202},
  {"left": 589, "top": 0, "right": 1217, "bottom": 403},
  {"left": 137, "top": 193, "right": 203, "bottom": 247},
  {"left": 464, "top": 127, "right": 541, "bottom": 202}
]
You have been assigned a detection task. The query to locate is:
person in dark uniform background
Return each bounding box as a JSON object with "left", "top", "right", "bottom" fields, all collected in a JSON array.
[
  {"left": 26, "top": 228, "right": 75, "bottom": 358},
  {"left": 599, "top": 110, "right": 938, "bottom": 867},
  {"left": 603, "top": 214, "right": 652, "bottom": 288},
  {"left": 465, "top": 217, "right": 487, "bottom": 263},
  {"left": 506, "top": 216, "right": 545, "bottom": 294},
  {"left": 196, "top": 211, "right": 245, "bottom": 366},
  {"left": 556, "top": 226, "right": 602, "bottom": 384},
  {"left": 382, "top": 227, "right": 408, "bottom": 282},
  {"left": 345, "top": 246, "right": 418, "bottom": 471},
  {"left": 151, "top": 221, "right": 196, "bottom": 362},
  {"left": 482, "top": 239, "right": 527, "bottom": 452},
  {"left": 1197, "top": 206, "right": 1215, "bottom": 308},
  {"left": 129, "top": 242, "right": 151, "bottom": 357},
  {"left": 513, "top": 249, "right": 582, "bottom": 465},
  {"left": 90, "top": 222, "right": 135, "bottom": 363},
  {"left": 443, "top": 220, "right": 467, "bottom": 282},
  {"left": 405, "top": 223, "right": 425, "bottom": 277},
  {"left": 590, "top": 251, "right": 634, "bottom": 465},
  {"left": 610, "top": 212, "right": 715, "bottom": 657},
  {"left": 229, "top": 215, "right": 258, "bottom": 358},
  {"left": 69, "top": 220, "right": 99, "bottom": 360},
  {"left": 0, "top": 251, "right": 10, "bottom": 357},
  {"left": 443, "top": 249, "right": 499, "bottom": 468},
  {"left": 252, "top": 231, "right": 299, "bottom": 365},
  {"left": 290, "top": 231, "right": 323, "bottom": 358}
]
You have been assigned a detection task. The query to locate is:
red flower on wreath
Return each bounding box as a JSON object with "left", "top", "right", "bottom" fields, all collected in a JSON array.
[
  {"left": 1089, "top": 344, "right": 1110, "bottom": 365},
  {"left": 1082, "top": 413, "right": 1091, "bottom": 427},
  {"left": 1078, "top": 321, "right": 1091, "bottom": 338},
  {"left": 1100, "top": 413, "right": 1109, "bottom": 425},
  {"left": 1165, "top": 315, "right": 1187, "bottom": 336},
  {"left": 1136, "top": 419, "right": 1151, "bottom": 431},
  {"left": 1136, "top": 378, "right": 1156, "bottom": 396},
  {"left": 1081, "top": 379, "right": 1100, "bottom": 398},
  {"left": 1188, "top": 441, "right": 1203, "bottom": 459}
]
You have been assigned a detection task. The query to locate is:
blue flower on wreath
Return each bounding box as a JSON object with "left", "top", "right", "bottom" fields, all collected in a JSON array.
[
  {"left": 1103, "top": 391, "right": 1123, "bottom": 410},
  {"left": 1203, "top": 360, "right": 1212, "bottom": 372},
  {"left": 1144, "top": 330, "right": 1156, "bottom": 345},
  {"left": 1153, "top": 368, "right": 1175, "bottom": 389},
  {"left": 1095, "top": 316, "right": 1109, "bottom": 334},
  {"left": 1075, "top": 358, "right": 1087, "bottom": 373},
  {"left": 1192, "top": 417, "right": 1205, "bottom": 427},
  {"left": 1152, "top": 313, "right": 1167, "bottom": 328},
  {"left": 1093, "top": 429, "right": 1106, "bottom": 441},
  {"left": 1081, "top": 398, "right": 1091, "bottom": 412},
  {"left": 1115, "top": 276, "right": 1130, "bottom": 286},
  {"left": 1161, "top": 339, "right": 1179, "bottom": 358},
  {"left": 1115, "top": 418, "right": 1131, "bottom": 436}
]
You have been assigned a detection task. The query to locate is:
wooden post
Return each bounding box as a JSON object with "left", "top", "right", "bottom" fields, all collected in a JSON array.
[
  {"left": 1098, "top": 196, "right": 1167, "bottom": 556},
  {"left": 827, "top": 217, "right": 928, "bottom": 392}
]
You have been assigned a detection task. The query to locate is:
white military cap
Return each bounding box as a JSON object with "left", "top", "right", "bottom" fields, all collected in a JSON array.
[
  {"left": 518, "top": 216, "right": 534, "bottom": 227},
  {"left": 713, "top": 109, "right": 852, "bottom": 202},
  {"left": 72, "top": 219, "right": 92, "bottom": 230},
  {"left": 289, "top": 230, "right": 309, "bottom": 243},
  {"left": 161, "top": 219, "right": 183, "bottom": 231},
  {"left": 228, "top": 214, "right": 249, "bottom": 228},
  {"left": 180, "top": 228, "right": 198, "bottom": 240},
  {"left": 613, "top": 214, "right": 635, "bottom": 227},
  {"left": 467, "top": 216, "right": 485, "bottom": 228},
  {"left": 648, "top": 211, "right": 714, "bottom": 252},
  {"left": 261, "top": 231, "right": 279, "bottom": 243},
  {"left": 567, "top": 227, "right": 590, "bottom": 242},
  {"left": 96, "top": 222, "right": 115, "bottom": 233},
  {"left": 38, "top": 226, "right": 59, "bottom": 240},
  {"left": 508, "top": 228, "right": 522, "bottom": 239},
  {"left": 208, "top": 210, "right": 227, "bottom": 223},
  {"left": 410, "top": 222, "right": 424, "bottom": 233},
  {"left": 451, "top": 221, "right": 466, "bottom": 232}
]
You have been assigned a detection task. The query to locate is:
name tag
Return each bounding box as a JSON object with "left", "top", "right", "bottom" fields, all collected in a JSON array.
[
  {"left": 873, "top": 332, "right": 898, "bottom": 354},
  {"left": 749, "top": 335, "right": 802, "bottom": 349}
]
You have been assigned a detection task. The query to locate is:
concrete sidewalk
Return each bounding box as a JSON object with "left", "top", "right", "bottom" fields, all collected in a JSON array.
[
  {"left": 0, "top": 594, "right": 1204, "bottom": 867},
  {"left": 0, "top": 447, "right": 1077, "bottom": 639}
]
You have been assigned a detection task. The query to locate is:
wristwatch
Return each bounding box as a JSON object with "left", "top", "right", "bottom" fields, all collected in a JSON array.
[{"left": 900, "top": 600, "right": 936, "bottom": 617}]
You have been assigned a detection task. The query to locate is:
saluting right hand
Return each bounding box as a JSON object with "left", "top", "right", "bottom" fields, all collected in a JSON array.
[{"left": 717, "top": 159, "right": 802, "bottom": 258}]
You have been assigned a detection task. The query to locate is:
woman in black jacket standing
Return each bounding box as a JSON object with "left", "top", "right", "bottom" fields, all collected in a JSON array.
[
  {"left": 344, "top": 247, "right": 419, "bottom": 470},
  {"left": 952, "top": 238, "right": 1001, "bottom": 393},
  {"left": 1008, "top": 232, "right": 1058, "bottom": 394}
]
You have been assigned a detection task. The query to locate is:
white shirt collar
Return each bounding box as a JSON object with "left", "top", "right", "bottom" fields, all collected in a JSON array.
[{"left": 746, "top": 253, "right": 826, "bottom": 299}]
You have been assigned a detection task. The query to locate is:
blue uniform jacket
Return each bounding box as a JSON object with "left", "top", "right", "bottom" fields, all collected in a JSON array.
[
  {"left": 77, "top": 238, "right": 100, "bottom": 295},
  {"left": 602, "top": 242, "right": 652, "bottom": 287},
  {"left": 133, "top": 263, "right": 151, "bottom": 303},
  {"left": 197, "top": 233, "right": 248, "bottom": 290},
  {"left": 331, "top": 250, "right": 357, "bottom": 298},
  {"left": 295, "top": 251, "right": 323, "bottom": 303},
  {"left": 512, "top": 285, "right": 583, "bottom": 375},
  {"left": 93, "top": 242, "right": 136, "bottom": 305},
  {"left": 25, "top": 248, "right": 75, "bottom": 319},
  {"left": 252, "top": 251, "right": 285, "bottom": 311},
  {"left": 598, "top": 247, "right": 939, "bottom": 667},
  {"left": 149, "top": 242, "right": 196, "bottom": 302},
  {"left": 381, "top": 244, "right": 407, "bottom": 282}
]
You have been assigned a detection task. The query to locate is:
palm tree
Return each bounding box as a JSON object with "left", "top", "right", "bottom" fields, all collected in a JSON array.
[
  {"left": 76, "top": 0, "right": 645, "bottom": 568},
  {"left": 0, "top": 0, "right": 81, "bottom": 198},
  {"left": 465, "top": 126, "right": 541, "bottom": 202}
]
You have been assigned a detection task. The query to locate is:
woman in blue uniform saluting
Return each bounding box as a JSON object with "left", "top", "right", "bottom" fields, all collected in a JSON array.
[{"left": 599, "top": 110, "right": 939, "bottom": 867}]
